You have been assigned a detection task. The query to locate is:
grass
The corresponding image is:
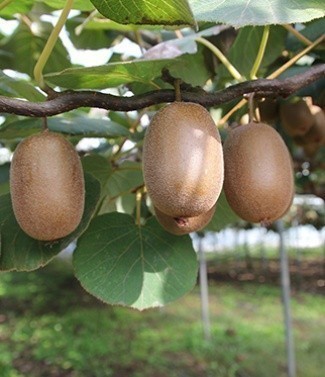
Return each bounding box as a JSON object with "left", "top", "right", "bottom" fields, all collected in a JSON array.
[{"left": 0, "top": 257, "right": 324, "bottom": 377}]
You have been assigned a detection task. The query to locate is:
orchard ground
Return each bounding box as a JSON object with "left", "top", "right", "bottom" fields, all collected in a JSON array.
[{"left": 0, "top": 246, "right": 324, "bottom": 377}]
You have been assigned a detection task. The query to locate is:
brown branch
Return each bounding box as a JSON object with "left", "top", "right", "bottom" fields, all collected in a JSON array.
[{"left": 0, "top": 64, "right": 324, "bottom": 117}]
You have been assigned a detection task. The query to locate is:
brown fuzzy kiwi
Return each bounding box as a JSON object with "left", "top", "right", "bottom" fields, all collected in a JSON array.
[
  {"left": 279, "top": 98, "right": 314, "bottom": 136},
  {"left": 223, "top": 122, "right": 294, "bottom": 224},
  {"left": 143, "top": 102, "right": 224, "bottom": 217},
  {"left": 10, "top": 130, "right": 85, "bottom": 241},
  {"left": 154, "top": 205, "right": 216, "bottom": 236},
  {"left": 293, "top": 105, "right": 325, "bottom": 156}
]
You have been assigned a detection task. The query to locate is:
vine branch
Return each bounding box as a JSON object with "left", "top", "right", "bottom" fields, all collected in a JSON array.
[{"left": 0, "top": 64, "right": 324, "bottom": 117}]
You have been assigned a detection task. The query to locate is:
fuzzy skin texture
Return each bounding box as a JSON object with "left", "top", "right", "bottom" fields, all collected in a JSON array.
[
  {"left": 223, "top": 122, "right": 294, "bottom": 224},
  {"left": 10, "top": 130, "right": 85, "bottom": 241},
  {"left": 154, "top": 205, "right": 216, "bottom": 235},
  {"left": 143, "top": 102, "right": 224, "bottom": 217}
]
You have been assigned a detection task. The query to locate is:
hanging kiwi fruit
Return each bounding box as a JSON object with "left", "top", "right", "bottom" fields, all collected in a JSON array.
[
  {"left": 223, "top": 122, "right": 294, "bottom": 224},
  {"left": 10, "top": 129, "right": 85, "bottom": 241},
  {"left": 143, "top": 101, "right": 224, "bottom": 221},
  {"left": 279, "top": 97, "right": 314, "bottom": 137}
]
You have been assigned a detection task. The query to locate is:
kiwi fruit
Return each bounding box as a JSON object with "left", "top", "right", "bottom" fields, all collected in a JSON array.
[
  {"left": 154, "top": 205, "right": 216, "bottom": 236},
  {"left": 143, "top": 102, "right": 223, "bottom": 217},
  {"left": 10, "top": 130, "right": 85, "bottom": 241},
  {"left": 223, "top": 122, "right": 294, "bottom": 224},
  {"left": 279, "top": 98, "right": 314, "bottom": 137}
]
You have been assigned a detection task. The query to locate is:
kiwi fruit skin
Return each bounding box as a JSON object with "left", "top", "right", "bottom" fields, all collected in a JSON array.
[
  {"left": 223, "top": 122, "right": 294, "bottom": 224},
  {"left": 154, "top": 205, "right": 216, "bottom": 236},
  {"left": 10, "top": 130, "right": 85, "bottom": 241},
  {"left": 279, "top": 99, "right": 314, "bottom": 137},
  {"left": 143, "top": 102, "right": 224, "bottom": 217}
]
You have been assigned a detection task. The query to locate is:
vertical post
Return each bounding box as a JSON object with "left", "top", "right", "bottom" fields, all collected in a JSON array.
[
  {"left": 276, "top": 220, "right": 296, "bottom": 377},
  {"left": 198, "top": 235, "right": 211, "bottom": 341}
]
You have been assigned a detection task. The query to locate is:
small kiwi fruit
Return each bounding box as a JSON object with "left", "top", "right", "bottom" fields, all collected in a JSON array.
[
  {"left": 143, "top": 102, "right": 224, "bottom": 217},
  {"left": 279, "top": 98, "right": 314, "bottom": 137},
  {"left": 223, "top": 122, "right": 294, "bottom": 224},
  {"left": 154, "top": 205, "right": 216, "bottom": 236},
  {"left": 10, "top": 130, "right": 85, "bottom": 241}
]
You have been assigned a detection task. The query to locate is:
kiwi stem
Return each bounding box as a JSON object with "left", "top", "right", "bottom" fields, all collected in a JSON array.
[
  {"left": 283, "top": 24, "right": 313, "bottom": 46},
  {"left": 41, "top": 117, "right": 48, "bottom": 131},
  {"left": 195, "top": 37, "right": 244, "bottom": 82},
  {"left": 33, "top": 0, "right": 74, "bottom": 90},
  {"left": 0, "top": 0, "right": 12, "bottom": 11},
  {"left": 250, "top": 25, "right": 270, "bottom": 80},
  {"left": 248, "top": 94, "right": 256, "bottom": 123},
  {"left": 174, "top": 79, "right": 182, "bottom": 101},
  {"left": 267, "top": 35, "right": 324, "bottom": 79},
  {"left": 219, "top": 35, "right": 324, "bottom": 125},
  {"left": 135, "top": 189, "right": 142, "bottom": 227}
]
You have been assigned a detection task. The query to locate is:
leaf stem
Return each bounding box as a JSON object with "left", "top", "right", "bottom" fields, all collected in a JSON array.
[
  {"left": 267, "top": 35, "right": 324, "bottom": 79},
  {"left": 33, "top": 0, "right": 74, "bottom": 90},
  {"left": 250, "top": 25, "right": 270, "bottom": 79},
  {"left": 136, "top": 189, "right": 142, "bottom": 226},
  {"left": 283, "top": 24, "right": 313, "bottom": 46},
  {"left": 0, "top": 0, "right": 12, "bottom": 11},
  {"left": 195, "top": 36, "right": 244, "bottom": 82}
]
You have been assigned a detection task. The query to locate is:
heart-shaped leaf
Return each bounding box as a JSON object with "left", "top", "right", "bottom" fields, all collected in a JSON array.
[
  {"left": 0, "top": 173, "right": 101, "bottom": 271},
  {"left": 73, "top": 213, "right": 198, "bottom": 310}
]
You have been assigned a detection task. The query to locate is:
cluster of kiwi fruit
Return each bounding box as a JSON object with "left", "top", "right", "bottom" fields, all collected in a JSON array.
[
  {"left": 259, "top": 96, "right": 325, "bottom": 158},
  {"left": 10, "top": 129, "right": 85, "bottom": 241},
  {"left": 143, "top": 101, "right": 295, "bottom": 235}
]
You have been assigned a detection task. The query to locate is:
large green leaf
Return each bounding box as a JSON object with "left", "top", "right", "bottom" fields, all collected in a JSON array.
[
  {"left": 90, "top": 0, "right": 195, "bottom": 26},
  {"left": 190, "top": 0, "right": 325, "bottom": 27},
  {"left": 0, "top": 173, "right": 101, "bottom": 271},
  {"left": 73, "top": 213, "right": 198, "bottom": 310},
  {"left": 45, "top": 59, "right": 175, "bottom": 90},
  {"left": 82, "top": 154, "right": 113, "bottom": 190},
  {"left": 0, "top": 70, "right": 45, "bottom": 101},
  {"left": 0, "top": 117, "right": 130, "bottom": 140}
]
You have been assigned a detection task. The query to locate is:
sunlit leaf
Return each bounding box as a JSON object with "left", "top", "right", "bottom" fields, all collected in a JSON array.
[
  {"left": 90, "top": 0, "right": 195, "bottom": 26},
  {"left": 73, "top": 213, "right": 198, "bottom": 310},
  {"left": 190, "top": 0, "right": 325, "bottom": 27}
]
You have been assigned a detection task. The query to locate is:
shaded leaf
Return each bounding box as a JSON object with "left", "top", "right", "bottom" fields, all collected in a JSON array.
[
  {"left": 42, "top": 0, "right": 95, "bottom": 11},
  {"left": 73, "top": 213, "right": 198, "bottom": 310},
  {"left": 90, "top": 0, "right": 195, "bottom": 26},
  {"left": 0, "top": 174, "right": 101, "bottom": 271},
  {"left": 105, "top": 161, "right": 143, "bottom": 198},
  {"left": 190, "top": 0, "right": 325, "bottom": 27},
  {"left": 205, "top": 191, "right": 239, "bottom": 232},
  {"left": 82, "top": 154, "right": 113, "bottom": 189},
  {"left": 0, "top": 117, "right": 130, "bottom": 140}
]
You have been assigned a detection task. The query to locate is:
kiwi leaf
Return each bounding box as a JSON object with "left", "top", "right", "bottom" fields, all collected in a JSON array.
[{"left": 73, "top": 213, "right": 198, "bottom": 310}]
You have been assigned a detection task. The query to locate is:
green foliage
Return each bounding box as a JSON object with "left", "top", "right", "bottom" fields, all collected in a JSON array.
[
  {"left": 73, "top": 213, "right": 198, "bottom": 309},
  {"left": 0, "top": 0, "right": 324, "bottom": 309}
]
